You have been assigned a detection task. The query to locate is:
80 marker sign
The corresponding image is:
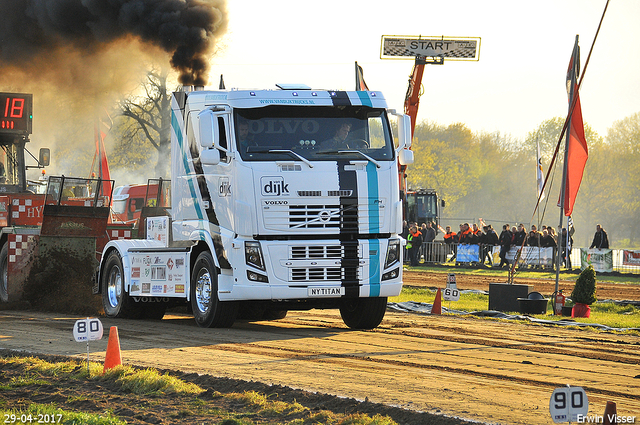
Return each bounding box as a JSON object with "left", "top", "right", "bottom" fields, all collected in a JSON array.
[{"left": 72, "top": 318, "right": 103, "bottom": 342}]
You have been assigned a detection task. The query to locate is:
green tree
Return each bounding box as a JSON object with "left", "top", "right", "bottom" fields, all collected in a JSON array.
[
  {"left": 600, "top": 112, "right": 640, "bottom": 246},
  {"left": 570, "top": 130, "right": 612, "bottom": 246},
  {"left": 524, "top": 118, "right": 606, "bottom": 247},
  {"left": 471, "top": 131, "right": 533, "bottom": 224},
  {"left": 408, "top": 122, "right": 482, "bottom": 216},
  {"left": 523, "top": 117, "right": 565, "bottom": 162}
]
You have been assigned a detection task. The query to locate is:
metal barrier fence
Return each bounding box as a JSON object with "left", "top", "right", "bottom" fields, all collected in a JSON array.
[{"left": 406, "top": 241, "right": 640, "bottom": 275}]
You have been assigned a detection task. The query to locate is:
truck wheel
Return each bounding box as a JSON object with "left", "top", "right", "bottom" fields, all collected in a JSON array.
[
  {"left": 191, "top": 251, "right": 238, "bottom": 328},
  {"left": 339, "top": 297, "right": 388, "bottom": 330},
  {"left": 0, "top": 244, "right": 8, "bottom": 303},
  {"left": 102, "top": 250, "right": 139, "bottom": 319}
]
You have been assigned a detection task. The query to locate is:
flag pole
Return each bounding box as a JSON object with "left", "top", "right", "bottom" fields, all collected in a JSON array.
[
  {"left": 556, "top": 35, "right": 579, "bottom": 295},
  {"left": 536, "top": 137, "right": 541, "bottom": 262},
  {"left": 532, "top": 1, "right": 608, "bottom": 222}
]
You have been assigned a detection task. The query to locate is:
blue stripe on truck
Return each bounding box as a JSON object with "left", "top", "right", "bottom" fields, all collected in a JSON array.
[
  {"left": 366, "top": 162, "right": 381, "bottom": 296},
  {"left": 171, "top": 110, "right": 204, "bottom": 220},
  {"left": 356, "top": 91, "right": 373, "bottom": 107}
]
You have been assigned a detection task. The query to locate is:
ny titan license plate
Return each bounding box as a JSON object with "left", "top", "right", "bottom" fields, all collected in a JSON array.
[{"left": 308, "top": 287, "right": 346, "bottom": 297}]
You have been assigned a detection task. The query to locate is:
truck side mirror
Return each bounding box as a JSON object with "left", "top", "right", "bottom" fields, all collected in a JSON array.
[
  {"left": 197, "top": 110, "right": 216, "bottom": 148},
  {"left": 398, "top": 149, "right": 414, "bottom": 165},
  {"left": 200, "top": 149, "right": 221, "bottom": 165},
  {"left": 398, "top": 114, "right": 412, "bottom": 149},
  {"left": 39, "top": 148, "right": 50, "bottom": 166}
]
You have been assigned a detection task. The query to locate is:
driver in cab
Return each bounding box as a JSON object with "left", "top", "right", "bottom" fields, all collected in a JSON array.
[{"left": 320, "top": 122, "right": 352, "bottom": 150}]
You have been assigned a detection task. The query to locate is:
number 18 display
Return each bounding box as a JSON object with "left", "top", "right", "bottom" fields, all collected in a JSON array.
[{"left": 0, "top": 92, "right": 32, "bottom": 134}]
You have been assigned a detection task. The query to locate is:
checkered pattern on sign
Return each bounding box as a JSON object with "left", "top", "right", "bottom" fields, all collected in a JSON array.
[
  {"left": 8, "top": 234, "right": 36, "bottom": 263},
  {"left": 384, "top": 45, "right": 477, "bottom": 58},
  {"left": 382, "top": 38, "right": 478, "bottom": 59}
]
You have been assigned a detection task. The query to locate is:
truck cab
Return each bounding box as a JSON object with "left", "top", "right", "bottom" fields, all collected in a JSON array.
[
  {"left": 99, "top": 86, "right": 413, "bottom": 329},
  {"left": 404, "top": 188, "right": 443, "bottom": 228}
]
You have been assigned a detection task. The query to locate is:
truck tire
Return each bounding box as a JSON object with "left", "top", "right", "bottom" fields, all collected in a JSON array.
[
  {"left": 102, "top": 250, "right": 140, "bottom": 319},
  {"left": 191, "top": 251, "right": 238, "bottom": 328},
  {"left": 0, "top": 244, "right": 8, "bottom": 303},
  {"left": 339, "top": 297, "right": 388, "bottom": 330}
]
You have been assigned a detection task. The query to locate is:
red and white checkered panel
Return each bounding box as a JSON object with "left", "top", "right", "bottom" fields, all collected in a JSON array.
[
  {"left": 8, "top": 233, "right": 37, "bottom": 267},
  {"left": 9, "top": 196, "right": 46, "bottom": 226}
]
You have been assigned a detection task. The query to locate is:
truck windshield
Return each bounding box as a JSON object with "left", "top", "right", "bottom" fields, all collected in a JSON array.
[{"left": 234, "top": 106, "right": 395, "bottom": 162}]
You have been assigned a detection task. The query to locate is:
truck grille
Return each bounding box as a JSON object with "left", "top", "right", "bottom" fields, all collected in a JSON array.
[
  {"left": 262, "top": 200, "right": 370, "bottom": 233},
  {"left": 287, "top": 204, "right": 358, "bottom": 230},
  {"left": 291, "top": 245, "right": 343, "bottom": 259},
  {"left": 288, "top": 204, "right": 339, "bottom": 229},
  {"left": 288, "top": 244, "right": 361, "bottom": 282},
  {"left": 291, "top": 267, "right": 362, "bottom": 281},
  {"left": 291, "top": 267, "right": 344, "bottom": 281}
]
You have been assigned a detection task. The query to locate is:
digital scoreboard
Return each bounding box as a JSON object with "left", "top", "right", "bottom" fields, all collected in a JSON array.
[{"left": 0, "top": 92, "right": 32, "bottom": 134}]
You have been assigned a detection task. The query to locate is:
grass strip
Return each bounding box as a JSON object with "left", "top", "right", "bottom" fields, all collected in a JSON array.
[
  {"left": 0, "top": 403, "right": 125, "bottom": 425},
  {"left": 403, "top": 264, "right": 640, "bottom": 285},
  {"left": 390, "top": 287, "right": 640, "bottom": 332},
  {"left": 0, "top": 356, "right": 400, "bottom": 425}
]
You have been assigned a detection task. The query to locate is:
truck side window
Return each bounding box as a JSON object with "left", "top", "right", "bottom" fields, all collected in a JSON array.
[{"left": 217, "top": 116, "right": 228, "bottom": 161}]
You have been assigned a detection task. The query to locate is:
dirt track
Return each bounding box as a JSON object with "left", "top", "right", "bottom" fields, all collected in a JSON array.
[
  {"left": 1, "top": 270, "right": 639, "bottom": 425},
  {"left": 403, "top": 268, "right": 640, "bottom": 300}
]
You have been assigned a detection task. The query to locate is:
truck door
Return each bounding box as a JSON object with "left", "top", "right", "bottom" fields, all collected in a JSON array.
[
  {"left": 187, "top": 109, "right": 231, "bottom": 229},
  {"left": 188, "top": 108, "right": 234, "bottom": 274},
  {"left": 203, "top": 110, "right": 233, "bottom": 231}
]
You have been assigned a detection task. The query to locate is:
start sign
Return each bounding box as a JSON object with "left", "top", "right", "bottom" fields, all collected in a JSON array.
[
  {"left": 73, "top": 318, "right": 104, "bottom": 342},
  {"left": 381, "top": 36, "right": 481, "bottom": 61}
]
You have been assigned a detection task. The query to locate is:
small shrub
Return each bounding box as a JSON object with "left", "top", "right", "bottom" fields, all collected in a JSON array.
[{"left": 571, "top": 266, "right": 597, "bottom": 305}]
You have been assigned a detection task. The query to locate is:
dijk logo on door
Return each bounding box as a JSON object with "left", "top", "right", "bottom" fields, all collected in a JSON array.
[{"left": 261, "top": 176, "right": 289, "bottom": 196}]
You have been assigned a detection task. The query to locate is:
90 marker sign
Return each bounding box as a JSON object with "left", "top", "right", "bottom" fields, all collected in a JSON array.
[{"left": 549, "top": 386, "right": 589, "bottom": 423}]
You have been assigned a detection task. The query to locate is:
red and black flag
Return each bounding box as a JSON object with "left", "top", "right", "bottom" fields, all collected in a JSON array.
[
  {"left": 560, "top": 37, "right": 589, "bottom": 217},
  {"left": 355, "top": 61, "right": 369, "bottom": 91}
]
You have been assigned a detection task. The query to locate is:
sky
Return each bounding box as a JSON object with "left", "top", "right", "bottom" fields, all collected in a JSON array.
[{"left": 210, "top": 0, "right": 639, "bottom": 142}]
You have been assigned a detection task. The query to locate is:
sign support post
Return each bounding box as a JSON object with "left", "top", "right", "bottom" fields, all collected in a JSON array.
[{"left": 73, "top": 317, "right": 104, "bottom": 376}]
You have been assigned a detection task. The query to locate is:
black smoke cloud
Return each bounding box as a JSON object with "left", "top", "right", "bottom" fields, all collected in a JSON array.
[{"left": 0, "top": 0, "right": 227, "bottom": 86}]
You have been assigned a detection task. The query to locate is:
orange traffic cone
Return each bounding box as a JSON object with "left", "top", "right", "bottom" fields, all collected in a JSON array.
[
  {"left": 603, "top": 401, "right": 617, "bottom": 425},
  {"left": 431, "top": 288, "right": 442, "bottom": 315},
  {"left": 103, "top": 326, "right": 122, "bottom": 373}
]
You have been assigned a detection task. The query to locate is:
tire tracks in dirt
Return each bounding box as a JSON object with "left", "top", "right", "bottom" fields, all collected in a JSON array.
[{"left": 1, "top": 269, "right": 639, "bottom": 425}]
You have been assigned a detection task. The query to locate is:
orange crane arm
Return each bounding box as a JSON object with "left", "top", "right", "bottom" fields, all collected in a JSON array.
[
  {"left": 399, "top": 57, "right": 426, "bottom": 196},
  {"left": 404, "top": 60, "right": 426, "bottom": 139}
]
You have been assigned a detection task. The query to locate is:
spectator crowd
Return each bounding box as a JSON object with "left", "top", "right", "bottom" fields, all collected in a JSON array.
[{"left": 400, "top": 219, "right": 611, "bottom": 271}]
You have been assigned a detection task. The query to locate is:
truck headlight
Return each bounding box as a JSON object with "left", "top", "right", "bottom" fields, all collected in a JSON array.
[
  {"left": 384, "top": 239, "right": 400, "bottom": 268},
  {"left": 382, "top": 268, "right": 400, "bottom": 281},
  {"left": 245, "top": 241, "right": 265, "bottom": 271}
]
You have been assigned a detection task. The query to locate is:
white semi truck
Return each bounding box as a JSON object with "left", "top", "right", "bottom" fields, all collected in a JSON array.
[{"left": 97, "top": 85, "right": 414, "bottom": 329}]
